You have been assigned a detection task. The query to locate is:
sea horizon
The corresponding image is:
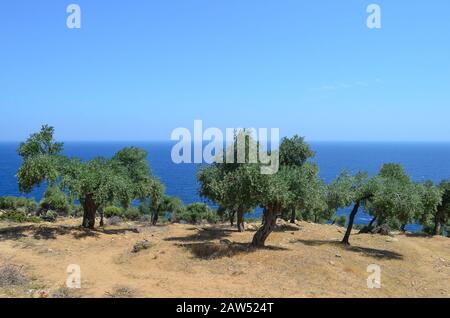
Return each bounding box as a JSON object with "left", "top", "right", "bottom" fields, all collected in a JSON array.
[{"left": 2, "top": 141, "right": 450, "bottom": 232}]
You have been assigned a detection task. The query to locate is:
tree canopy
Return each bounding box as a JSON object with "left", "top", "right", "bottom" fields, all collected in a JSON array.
[{"left": 17, "top": 125, "right": 160, "bottom": 228}]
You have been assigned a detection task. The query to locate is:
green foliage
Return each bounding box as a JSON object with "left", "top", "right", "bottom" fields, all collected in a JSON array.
[
  {"left": 0, "top": 196, "right": 38, "bottom": 213},
  {"left": 17, "top": 125, "right": 63, "bottom": 193},
  {"left": 198, "top": 132, "right": 264, "bottom": 225},
  {"left": 0, "top": 196, "right": 19, "bottom": 210},
  {"left": 378, "top": 163, "right": 410, "bottom": 183},
  {"left": 430, "top": 180, "right": 450, "bottom": 235},
  {"left": 40, "top": 186, "right": 70, "bottom": 213},
  {"left": 0, "top": 210, "right": 41, "bottom": 223},
  {"left": 415, "top": 181, "right": 442, "bottom": 227},
  {"left": 60, "top": 157, "right": 133, "bottom": 211},
  {"left": 328, "top": 171, "right": 377, "bottom": 210},
  {"left": 123, "top": 207, "right": 142, "bottom": 220},
  {"left": 111, "top": 147, "right": 154, "bottom": 202},
  {"left": 17, "top": 125, "right": 63, "bottom": 158},
  {"left": 103, "top": 206, "right": 143, "bottom": 220},
  {"left": 367, "top": 164, "right": 422, "bottom": 226},
  {"left": 17, "top": 126, "right": 160, "bottom": 228},
  {"left": 163, "top": 196, "right": 185, "bottom": 222},
  {"left": 147, "top": 179, "right": 166, "bottom": 220},
  {"left": 279, "top": 135, "right": 315, "bottom": 167},
  {"left": 178, "top": 203, "right": 217, "bottom": 224},
  {"left": 104, "top": 206, "right": 124, "bottom": 218},
  {"left": 41, "top": 210, "right": 58, "bottom": 222},
  {"left": 285, "top": 163, "right": 329, "bottom": 223}
]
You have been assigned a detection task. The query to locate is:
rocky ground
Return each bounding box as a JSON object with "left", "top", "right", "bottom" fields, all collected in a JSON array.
[{"left": 0, "top": 218, "right": 448, "bottom": 298}]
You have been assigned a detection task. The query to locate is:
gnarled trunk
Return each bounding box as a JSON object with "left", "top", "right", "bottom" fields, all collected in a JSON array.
[
  {"left": 252, "top": 204, "right": 278, "bottom": 247},
  {"left": 237, "top": 207, "right": 245, "bottom": 232},
  {"left": 229, "top": 210, "right": 235, "bottom": 227},
  {"left": 82, "top": 194, "right": 97, "bottom": 229},
  {"left": 342, "top": 200, "right": 361, "bottom": 245},
  {"left": 152, "top": 211, "right": 159, "bottom": 226}
]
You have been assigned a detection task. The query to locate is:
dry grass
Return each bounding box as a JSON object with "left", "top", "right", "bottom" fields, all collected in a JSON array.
[
  {"left": 0, "top": 218, "right": 448, "bottom": 298},
  {"left": 0, "top": 264, "right": 28, "bottom": 287}
]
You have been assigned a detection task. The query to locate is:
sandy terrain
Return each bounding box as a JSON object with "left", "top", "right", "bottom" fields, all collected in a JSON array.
[{"left": 0, "top": 218, "right": 449, "bottom": 298}]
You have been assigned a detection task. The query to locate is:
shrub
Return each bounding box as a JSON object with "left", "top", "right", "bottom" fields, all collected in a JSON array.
[
  {"left": 27, "top": 199, "right": 39, "bottom": 213},
  {"left": 0, "top": 196, "right": 16, "bottom": 209},
  {"left": 138, "top": 214, "right": 152, "bottom": 223},
  {"left": 0, "top": 210, "right": 40, "bottom": 223},
  {"left": 106, "top": 216, "right": 123, "bottom": 226},
  {"left": 0, "top": 264, "right": 28, "bottom": 287},
  {"left": 0, "top": 196, "right": 38, "bottom": 213},
  {"left": 179, "top": 203, "right": 217, "bottom": 224},
  {"left": 40, "top": 186, "right": 70, "bottom": 213},
  {"left": 123, "top": 207, "right": 142, "bottom": 220},
  {"left": 104, "top": 206, "right": 124, "bottom": 218},
  {"left": 41, "top": 210, "right": 58, "bottom": 222},
  {"left": 15, "top": 197, "right": 30, "bottom": 208}
]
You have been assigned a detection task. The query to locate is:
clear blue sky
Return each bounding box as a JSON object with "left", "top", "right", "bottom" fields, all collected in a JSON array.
[{"left": 0, "top": 1, "right": 449, "bottom": 142}]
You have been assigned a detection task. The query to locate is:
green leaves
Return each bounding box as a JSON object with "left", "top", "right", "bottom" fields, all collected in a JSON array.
[
  {"left": 327, "top": 170, "right": 373, "bottom": 210},
  {"left": 17, "top": 155, "right": 61, "bottom": 193},
  {"left": 279, "top": 135, "right": 315, "bottom": 167},
  {"left": 17, "top": 126, "right": 160, "bottom": 228},
  {"left": 18, "top": 125, "right": 63, "bottom": 159}
]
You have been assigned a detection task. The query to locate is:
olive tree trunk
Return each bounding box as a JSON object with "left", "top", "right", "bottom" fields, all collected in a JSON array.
[
  {"left": 82, "top": 194, "right": 98, "bottom": 229},
  {"left": 237, "top": 207, "right": 245, "bottom": 232},
  {"left": 229, "top": 210, "right": 235, "bottom": 227},
  {"left": 252, "top": 205, "right": 278, "bottom": 247},
  {"left": 342, "top": 200, "right": 361, "bottom": 245},
  {"left": 152, "top": 211, "right": 159, "bottom": 226}
]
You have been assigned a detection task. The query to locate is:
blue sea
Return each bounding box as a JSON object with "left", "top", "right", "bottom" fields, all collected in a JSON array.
[{"left": 1, "top": 141, "right": 450, "bottom": 230}]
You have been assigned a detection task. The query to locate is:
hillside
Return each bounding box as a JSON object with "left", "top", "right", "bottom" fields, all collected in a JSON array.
[{"left": 0, "top": 218, "right": 448, "bottom": 298}]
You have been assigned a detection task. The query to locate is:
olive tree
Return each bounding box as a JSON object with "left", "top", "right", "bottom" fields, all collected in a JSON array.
[
  {"left": 283, "top": 162, "right": 328, "bottom": 224},
  {"left": 17, "top": 125, "right": 63, "bottom": 193},
  {"left": 198, "top": 130, "right": 263, "bottom": 232},
  {"left": 367, "top": 164, "right": 423, "bottom": 232},
  {"left": 327, "top": 171, "right": 378, "bottom": 245},
  {"left": 251, "top": 166, "right": 291, "bottom": 247},
  {"left": 17, "top": 126, "right": 158, "bottom": 229}
]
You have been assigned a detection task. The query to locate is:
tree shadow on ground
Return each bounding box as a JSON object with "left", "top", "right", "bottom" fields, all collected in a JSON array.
[
  {"left": 293, "top": 239, "right": 403, "bottom": 260},
  {"left": 177, "top": 242, "right": 289, "bottom": 260},
  {"left": 164, "top": 227, "right": 235, "bottom": 242},
  {"left": 0, "top": 224, "right": 139, "bottom": 241}
]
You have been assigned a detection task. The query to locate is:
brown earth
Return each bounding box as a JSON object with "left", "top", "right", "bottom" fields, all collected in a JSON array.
[{"left": 0, "top": 218, "right": 448, "bottom": 298}]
